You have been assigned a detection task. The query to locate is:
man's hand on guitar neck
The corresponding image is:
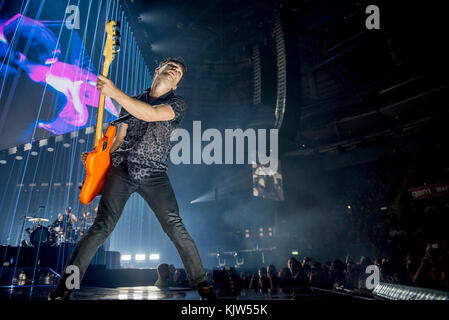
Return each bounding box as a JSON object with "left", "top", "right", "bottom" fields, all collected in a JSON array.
[
  {"left": 96, "top": 75, "right": 120, "bottom": 99},
  {"left": 96, "top": 75, "right": 176, "bottom": 122}
]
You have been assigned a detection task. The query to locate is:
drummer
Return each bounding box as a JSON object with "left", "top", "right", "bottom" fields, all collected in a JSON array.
[
  {"left": 64, "top": 207, "right": 78, "bottom": 224},
  {"left": 52, "top": 207, "right": 78, "bottom": 241}
]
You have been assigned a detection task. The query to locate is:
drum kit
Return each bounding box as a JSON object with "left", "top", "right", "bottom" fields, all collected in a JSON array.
[{"left": 23, "top": 211, "right": 95, "bottom": 247}]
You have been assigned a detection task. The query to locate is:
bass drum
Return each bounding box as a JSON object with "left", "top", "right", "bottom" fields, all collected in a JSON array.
[{"left": 30, "top": 226, "right": 55, "bottom": 247}]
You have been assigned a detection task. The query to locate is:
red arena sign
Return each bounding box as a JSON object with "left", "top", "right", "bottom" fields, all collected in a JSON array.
[{"left": 408, "top": 182, "right": 449, "bottom": 200}]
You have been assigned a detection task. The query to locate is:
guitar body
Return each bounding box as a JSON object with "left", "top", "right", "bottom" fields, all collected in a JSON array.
[
  {"left": 79, "top": 125, "right": 117, "bottom": 204},
  {"left": 79, "top": 20, "right": 120, "bottom": 205}
]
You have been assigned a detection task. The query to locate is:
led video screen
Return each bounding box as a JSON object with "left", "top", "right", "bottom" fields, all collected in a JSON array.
[{"left": 0, "top": 1, "right": 119, "bottom": 150}]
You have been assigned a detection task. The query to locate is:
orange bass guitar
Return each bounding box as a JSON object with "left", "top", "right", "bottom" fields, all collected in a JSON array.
[{"left": 79, "top": 20, "right": 120, "bottom": 205}]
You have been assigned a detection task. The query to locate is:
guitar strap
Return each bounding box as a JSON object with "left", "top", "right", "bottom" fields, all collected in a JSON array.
[{"left": 110, "top": 113, "right": 132, "bottom": 125}]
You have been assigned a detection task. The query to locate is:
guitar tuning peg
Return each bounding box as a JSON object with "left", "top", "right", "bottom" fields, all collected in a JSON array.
[
  {"left": 116, "top": 20, "right": 121, "bottom": 29},
  {"left": 114, "top": 39, "right": 120, "bottom": 47}
]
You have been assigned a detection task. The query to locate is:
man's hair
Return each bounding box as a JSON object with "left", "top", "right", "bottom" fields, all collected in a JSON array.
[{"left": 157, "top": 56, "right": 187, "bottom": 85}]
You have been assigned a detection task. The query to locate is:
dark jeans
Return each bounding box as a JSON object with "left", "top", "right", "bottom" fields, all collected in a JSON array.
[{"left": 58, "top": 163, "right": 207, "bottom": 290}]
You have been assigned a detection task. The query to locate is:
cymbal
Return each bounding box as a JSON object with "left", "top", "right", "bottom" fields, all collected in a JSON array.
[{"left": 27, "top": 217, "right": 49, "bottom": 222}]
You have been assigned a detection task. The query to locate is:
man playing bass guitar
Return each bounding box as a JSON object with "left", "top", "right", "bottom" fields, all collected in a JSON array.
[{"left": 50, "top": 57, "right": 215, "bottom": 300}]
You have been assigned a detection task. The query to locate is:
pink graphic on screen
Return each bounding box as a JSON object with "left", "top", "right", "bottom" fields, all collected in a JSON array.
[{"left": 0, "top": 14, "right": 118, "bottom": 135}]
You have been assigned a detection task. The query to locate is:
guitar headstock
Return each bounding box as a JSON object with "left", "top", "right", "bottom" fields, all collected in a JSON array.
[{"left": 103, "top": 20, "right": 120, "bottom": 65}]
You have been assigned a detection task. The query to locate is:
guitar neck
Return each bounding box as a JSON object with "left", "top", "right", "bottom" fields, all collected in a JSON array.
[{"left": 94, "top": 60, "right": 111, "bottom": 147}]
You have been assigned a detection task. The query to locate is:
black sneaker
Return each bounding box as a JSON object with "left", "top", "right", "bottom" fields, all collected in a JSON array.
[
  {"left": 48, "top": 289, "right": 72, "bottom": 300},
  {"left": 197, "top": 285, "right": 216, "bottom": 301}
]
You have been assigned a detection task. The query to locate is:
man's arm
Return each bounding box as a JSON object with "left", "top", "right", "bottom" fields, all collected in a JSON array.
[
  {"left": 110, "top": 122, "right": 128, "bottom": 153},
  {"left": 97, "top": 75, "right": 175, "bottom": 122},
  {"left": 113, "top": 90, "right": 175, "bottom": 122}
]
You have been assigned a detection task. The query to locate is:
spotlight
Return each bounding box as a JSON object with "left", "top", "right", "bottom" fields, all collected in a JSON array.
[
  {"left": 291, "top": 250, "right": 299, "bottom": 255},
  {"left": 78, "top": 138, "right": 86, "bottom": 144},
  {"left": 133, "top": 291, "right": 143, "bottom": 300},
  {"left": 0, "top": 160, "right": 6, "bottom": 164},
  {"left": 135, "top": 254, "right": 146, "bottom": 261},
  {"left": 121, "top": 254, "right": 131, "bottom": 261},
  {"left": 47, "top": 147, "right": 54, "bottom": 152},
  {"left": 31, "top": 151, "right": 38, "bottom": 156},
  {"left": 259, "top": 232, "right": 264, "bottom": 237},
  {"left": 372, "top": 282, "right": 449, "bottom": 300},
  {"left": 118, "top": 293, "right": 128, "bottom": 300},
  {"left": 85, "top": 126, "right": 95, "bottom": 134},
  {"left": 245, "top": 234, "right": 250, "bottom": 238},
  {"left": 149, "top": 254, "right": 160, "bottom": 261},
  {"left": 16, "top": 156, "right": 23, "bottom": 160},
  {"left": 8, "top": 147, "right": 17, "bottom": 155},
  {"left": 39, "top": 139, "right": 48, "bottom": 147},
  {"left": 347, "top": 204, "right": 351, "bottom": 209},
  {"left": 63, "top": 143, "right": 71, "bottom": 148}
]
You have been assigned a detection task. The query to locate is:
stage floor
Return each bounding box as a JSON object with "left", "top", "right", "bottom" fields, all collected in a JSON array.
[{"left": 0, "top": 285, "right": 375, "bottom": 300}]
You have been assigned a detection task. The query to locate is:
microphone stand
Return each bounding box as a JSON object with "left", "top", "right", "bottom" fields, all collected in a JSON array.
[{"left": 18, "top": 213, "right": 29, "bottom": 247}]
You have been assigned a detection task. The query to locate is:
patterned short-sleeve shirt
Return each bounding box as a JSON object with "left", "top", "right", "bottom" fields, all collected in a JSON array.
[{"left": 111, "top": 90, "right": 186, "bottom": 180}]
